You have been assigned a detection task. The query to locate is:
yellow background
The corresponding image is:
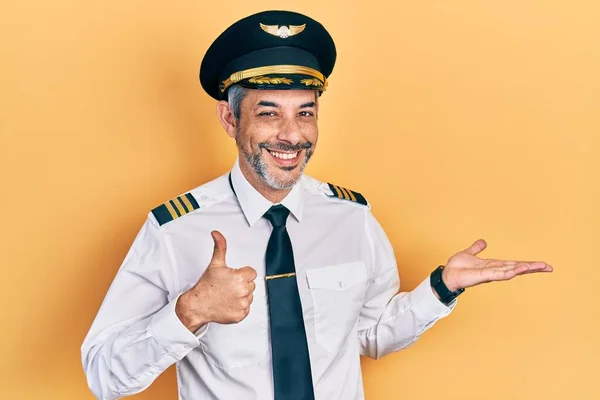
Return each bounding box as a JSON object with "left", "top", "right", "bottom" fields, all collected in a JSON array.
[{"left": 1, "top": 0, "right": 598, "bottom": 399}]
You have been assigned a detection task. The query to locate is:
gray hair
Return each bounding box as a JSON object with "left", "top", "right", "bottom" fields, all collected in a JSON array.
[
  {"left": 227, "top": 85, "right": 249, "bottom": 122},
  {"left": 227, "top": 85, "right": 320, "bottom": 122}
]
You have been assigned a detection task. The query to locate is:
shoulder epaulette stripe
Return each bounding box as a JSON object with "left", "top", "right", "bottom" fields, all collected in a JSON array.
[
  {"left": 330, "top": 184, "right": 343, "bottom": 199},
  {"left": 152, "top": 193, "right": 200, "bottom": 226},
  {"left": 165, "top": 201, "right": 178, "bottom": 219},
  {"left": 180, "top": 194, "right": 195, "bottom": 212},
  {"left": 327, "top": 183, "right": 368, "bottom": 206},
  {"left": 170, "top": 199, "right": 183, "bottom": 217},
  {"left": 352, "top": 190, "right": 367, "bottom": 206},
  {"left": 185, "top": 193, "right": 200, "bottom": 210},
  {"left": 340, "top": 186, "right": 356, "bottom": 202}
]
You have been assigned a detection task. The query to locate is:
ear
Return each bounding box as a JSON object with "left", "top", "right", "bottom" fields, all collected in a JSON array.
[{"left": 216, "top": 101, "right": 237, "bottom": 139}]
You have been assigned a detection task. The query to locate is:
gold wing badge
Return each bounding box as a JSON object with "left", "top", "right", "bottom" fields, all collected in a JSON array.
[{"left": 260, "top": 23, "right": 306, "bottom": 39}]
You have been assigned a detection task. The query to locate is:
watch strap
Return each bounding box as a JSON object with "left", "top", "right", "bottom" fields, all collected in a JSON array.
[{"left": 430, "top": 265, "right": 464, "bottom": 304}]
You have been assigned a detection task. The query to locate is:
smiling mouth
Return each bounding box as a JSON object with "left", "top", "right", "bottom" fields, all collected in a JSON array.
[{"left": 267, "top": 150, "right": 299, "bottom": 160}]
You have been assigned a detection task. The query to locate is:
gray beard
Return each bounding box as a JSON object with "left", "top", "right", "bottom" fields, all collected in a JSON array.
[{"left": 236, "top": 135, "right": 313, "bottom": 190}]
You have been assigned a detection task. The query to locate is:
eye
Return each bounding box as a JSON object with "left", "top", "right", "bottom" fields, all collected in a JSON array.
[
  {"left": 258, "top": 111, "right": 277, "bottom": 117},
  {"left": 298, "top": 111, "right": 314, "bottom": 117}
]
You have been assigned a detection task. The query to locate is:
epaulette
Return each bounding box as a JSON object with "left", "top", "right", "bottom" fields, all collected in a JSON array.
[
  {"left": 151, "top": 193, "right": 200, "bottom": 226},
  {"left": 327, "top": 183, "right": 368, "bottom": 206}
]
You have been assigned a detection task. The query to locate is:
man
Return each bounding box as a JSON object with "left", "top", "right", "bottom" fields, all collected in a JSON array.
[{"left": 81, "top": 10, "right": 552, "bottom": 400}]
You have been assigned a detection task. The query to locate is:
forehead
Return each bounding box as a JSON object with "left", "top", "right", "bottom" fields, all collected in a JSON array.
[{"left": 243, "top": 89, "right": 317, "bottom": 107}]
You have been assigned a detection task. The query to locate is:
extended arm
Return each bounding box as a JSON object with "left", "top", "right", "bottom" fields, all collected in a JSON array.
[{"left": 357, "top": 213, "right": 453, "bottom": 359}]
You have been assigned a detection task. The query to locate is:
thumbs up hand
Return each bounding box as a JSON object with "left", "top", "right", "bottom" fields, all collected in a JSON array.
[{"left": 176, "top": 231, "right": 258, "bottom": 332}]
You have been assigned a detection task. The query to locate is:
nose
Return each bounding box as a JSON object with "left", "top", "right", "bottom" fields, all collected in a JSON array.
[{"left": 276, "top": 116, "right": 302, "bottom": 145}]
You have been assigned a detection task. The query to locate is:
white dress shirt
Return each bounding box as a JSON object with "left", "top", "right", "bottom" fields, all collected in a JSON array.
[{"left": 81, "top": 160, "right": 455, "bottom": 400}]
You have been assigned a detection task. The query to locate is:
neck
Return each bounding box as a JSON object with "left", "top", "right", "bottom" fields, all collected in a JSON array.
[{"left": 238, "top": 161, "right": 293, "bottom": 204}]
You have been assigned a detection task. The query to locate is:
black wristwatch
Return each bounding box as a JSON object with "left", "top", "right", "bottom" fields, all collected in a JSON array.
[{"left": 430, "top": 265, "right": 464, "bottom": 305}]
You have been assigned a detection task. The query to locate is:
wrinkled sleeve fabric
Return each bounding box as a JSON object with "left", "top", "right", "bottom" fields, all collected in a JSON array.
[
  {"left": 357, "top": 212, "right": 455, "bottom": 359},
  {"left": 81, "top": 216, "right": 206, "bottom": 400}
]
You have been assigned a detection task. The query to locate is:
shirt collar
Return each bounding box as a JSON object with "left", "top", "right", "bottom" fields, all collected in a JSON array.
[{"left": 230, "top": 159, "right": 304, "bottom": 227}]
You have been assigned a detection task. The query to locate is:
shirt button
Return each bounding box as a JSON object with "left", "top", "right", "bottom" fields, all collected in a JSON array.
[
  {"left": 200, "top": 195, "right": 207, "bottom": 199},
  {"left": 338, "top": 281, "right": 345, "bottom": 289}
]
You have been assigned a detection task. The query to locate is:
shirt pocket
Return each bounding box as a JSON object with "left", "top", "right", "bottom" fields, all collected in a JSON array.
[
  {"left": 199, "top": 278, "right": 269, "bottom": 370},
  {"left": 306, "top": 261, "right": 368, "bottom": 352}
]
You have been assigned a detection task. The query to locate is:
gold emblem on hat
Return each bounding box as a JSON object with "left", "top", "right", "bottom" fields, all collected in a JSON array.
[
  {"left": 220, "top": 65, "right": 327, "bottom": 93},
  {"left": 300, "top": 78, "right": 323, "bottom": 87},
  {"left": 248, "top": 76, "right": 293, "bottom": 85},
  {"left": 260, "top": 23, "right": 306, "bottom": 38}
]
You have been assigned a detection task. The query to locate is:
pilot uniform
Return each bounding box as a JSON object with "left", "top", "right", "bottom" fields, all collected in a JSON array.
[{"left": 81, "top": 10, "right": 455, "bottom": 400}]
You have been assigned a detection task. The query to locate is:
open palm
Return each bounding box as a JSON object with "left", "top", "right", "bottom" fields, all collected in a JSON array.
[{"left": 442, "top": 239, "right": 553, "bottom": 292}]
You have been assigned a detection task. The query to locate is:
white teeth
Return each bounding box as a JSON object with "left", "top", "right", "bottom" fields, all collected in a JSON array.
[{"left": 269, "top": 151, "right": 298, "bottom": 160}]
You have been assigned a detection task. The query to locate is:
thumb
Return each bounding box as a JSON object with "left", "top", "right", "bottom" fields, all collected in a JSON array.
[
  {"left": 209, "top": 230, "right": 227, "bottom": 267},
  {"left": 463, "top": 239, "right": 487, "bottom": 256}
]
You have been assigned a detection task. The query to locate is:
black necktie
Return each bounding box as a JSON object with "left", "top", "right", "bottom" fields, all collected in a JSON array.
[{"left": 263, "top": 205, "right": 315, "bottom": 400}]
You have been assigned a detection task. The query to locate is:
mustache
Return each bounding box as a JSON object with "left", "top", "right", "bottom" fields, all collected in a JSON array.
[{"left": 258, "top": 142, "right": 312, "bottom": 152}]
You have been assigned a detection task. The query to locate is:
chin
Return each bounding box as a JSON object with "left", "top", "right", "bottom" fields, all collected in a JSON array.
[{"left": 262, "top": 168, "right": 303, "bottom": 190}]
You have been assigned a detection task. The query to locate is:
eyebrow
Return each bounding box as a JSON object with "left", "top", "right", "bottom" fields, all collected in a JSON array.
[
  {"left": 257, "top": 100, "right": 279, "bottom": 107},
  {"left": 255, "top": 100, "right": 317, "bottom": 108}
]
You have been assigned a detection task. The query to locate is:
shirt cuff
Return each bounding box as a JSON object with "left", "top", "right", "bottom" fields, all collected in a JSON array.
[
  {"left": 149, "top": 295, "right": 208, "bottom": 354},
  {"left": 409, "top": 276, "right": 456, "bottom": 322}
]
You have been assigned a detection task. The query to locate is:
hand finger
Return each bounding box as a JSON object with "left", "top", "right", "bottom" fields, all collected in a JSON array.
[
  {"left": 501, "top": 260, "right": 518, "bottom": 267},
  {"left": 209, "top": 231, "right": 227, "bottom": 267},
  {"left": 482, "top": 259, "right": 515, "bottom": 269},
  {"left": 484, "top": 268, "right": 519, "bottom": 281},
  {"left": 486, "top": 263, "right": 553, "bottom": 281},
  {"left": 512, "top": 262, "right": 551, "bottom": 272},
  {"left": 248, "top": 280, "right": 256, "bottom": 294},
  {"left": 518, "top": 267, "right": 553, "bottom": 275},
  {"left": 513, "top": 262, "right": 553, "bottom": 273},
  {"left": 494, "top": 262, "right": 529, "bottom": 272},
  {"left": 521, "top": 261, "right": 551, "bottom": 270},
  {"left": 463, "top": 239, "right": 487, "bottom": 256},
  {"left": 247, "top": 292, "right": 254, "bottom": 305},
  {"left": 238, "top": 266, "right": 258, "bottom": 281},
  {"left": 494, "top": 260, "right": 552, "bottom": 272}
]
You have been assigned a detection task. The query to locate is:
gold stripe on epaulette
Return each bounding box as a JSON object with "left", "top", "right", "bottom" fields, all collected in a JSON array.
[
  {"left": 327, "top": 182, "right": 368, "bottom": 206},
  {"left": 180, "top": 195, "right": 194, "bottom": 212},
  {"left": 338, "top": 185, "right": 350, "bottom": 200},
  {"left": 165, "top": 201, "right": 178, "bottom": 219},
  {"left": 331, "top": 185, "right": 343, "bottom": 199},
  {"left": 346, "top": 189, "right": 356, "bottom": 201},
  {"left": 340, "top": 186, "right": 353, "bottom": 201},
  {"left": 173, "top": 198, "right": 186, "bottom": 215}
]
